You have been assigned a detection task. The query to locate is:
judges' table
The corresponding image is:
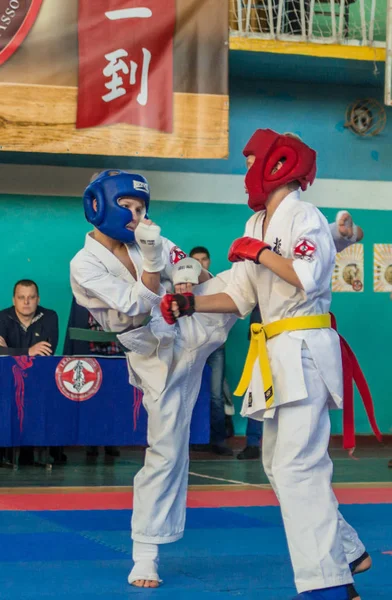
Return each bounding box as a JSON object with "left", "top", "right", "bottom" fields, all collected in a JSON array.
[{"left": 0, "top": 356, "right": 210, "bottom": 447}]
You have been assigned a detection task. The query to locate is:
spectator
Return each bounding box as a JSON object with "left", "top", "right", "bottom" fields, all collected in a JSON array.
[
  {"left": 237, "top": 305, "right": 263, "bottom": 460},
  {"left": 0, "top": 279, "right": 59, "bottom": 465},
  {"left": 63, "top": 296, "right": 122, "bottom": 458},
  {"left": 190, "top": 246, "right": 234, "bottom": 456}
]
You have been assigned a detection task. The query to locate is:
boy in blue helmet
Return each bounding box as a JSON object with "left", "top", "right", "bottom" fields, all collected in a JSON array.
[
  {"left": 71, "top": 169, "right": 187, "bottom": 327},
  {"left": 70, "top": 170, "right": 235, "bottom": 588}
]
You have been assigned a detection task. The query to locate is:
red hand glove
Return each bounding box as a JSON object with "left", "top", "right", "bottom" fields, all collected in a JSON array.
[
  {"left": 228, "top": 237, "right": 271, "bottom": 263},
  {"left": 160, "top": 293, "right": 195, "bottom": 324}
]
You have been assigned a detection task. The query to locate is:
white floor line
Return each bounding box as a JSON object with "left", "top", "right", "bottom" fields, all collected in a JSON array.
[{"left": 188, "top": 471, "right": 271, "bottom": 489}]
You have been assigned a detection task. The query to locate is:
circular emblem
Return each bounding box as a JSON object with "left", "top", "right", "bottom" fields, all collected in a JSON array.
[
  {"left": 293, "top": 238, "right": 317, "bottom": 261},
  {"left": 55, "top": 357, "right": 102, "bottom": 402},
  {"left": 0, "top": 1, "right": 44, "bottom": 66},
  {"left": 352, "top": 279, "right": 363, "bottom": 292}
]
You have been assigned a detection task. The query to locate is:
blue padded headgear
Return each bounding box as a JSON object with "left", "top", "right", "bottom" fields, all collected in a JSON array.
[{"left": 83, "top": 170, "right": 150, "bottom": 243}]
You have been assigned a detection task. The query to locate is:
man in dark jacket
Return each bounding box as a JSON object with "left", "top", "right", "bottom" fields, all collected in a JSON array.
[
  {"left": 0, "top": 280, "right": 58, "bottom": 357},
  {"left": 0, "top": 279, "right": 59, "bottom": 465}
]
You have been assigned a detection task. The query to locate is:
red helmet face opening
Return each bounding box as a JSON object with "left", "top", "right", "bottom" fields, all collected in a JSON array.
[{"left": 243, "top": 129, "right": 317, "bottom": 211}]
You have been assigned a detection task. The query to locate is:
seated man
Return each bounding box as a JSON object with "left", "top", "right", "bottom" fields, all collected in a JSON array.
[{"left": 0, "top": 279, "right": 59, "bottom": 465}]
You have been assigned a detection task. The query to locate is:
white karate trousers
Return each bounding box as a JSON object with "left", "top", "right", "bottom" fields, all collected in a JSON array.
[
  {"left": 262, "top": 351, "right": 365, "bottom": 593},
  {"left": 118, "top": 277, "right": 235, "bottom": 545}
]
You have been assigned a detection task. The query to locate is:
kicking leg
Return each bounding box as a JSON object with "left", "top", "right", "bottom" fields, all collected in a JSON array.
[{"left": 129, "top": 346, "right": 205, "bottom": 586}]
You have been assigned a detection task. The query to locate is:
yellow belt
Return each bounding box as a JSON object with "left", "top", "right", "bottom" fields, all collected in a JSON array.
[{"left": 234, "top": 314, "right": 332, "bottom": 408}]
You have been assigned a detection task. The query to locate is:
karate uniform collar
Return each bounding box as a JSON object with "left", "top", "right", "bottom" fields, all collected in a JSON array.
[
  {"left": 257, "top": 189, "right": 300, "bottom": 214},
  {"left": 84, "top": 232, "right": 139, "bottom": 283},
  {"left": 283, "top": 189, "right": 300, "bottom": 202},
  {"left": 257, "top": 190, "right": 301, "bottom": 233}
]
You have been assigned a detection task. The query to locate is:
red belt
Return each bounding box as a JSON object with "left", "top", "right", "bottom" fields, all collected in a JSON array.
[{"left": 330, "top": 313, "right": 382, "bottom": 451}]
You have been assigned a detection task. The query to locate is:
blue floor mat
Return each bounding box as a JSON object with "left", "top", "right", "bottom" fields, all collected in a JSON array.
[{"left": 0, "top": 505, "right": 391, "bottom": 600}]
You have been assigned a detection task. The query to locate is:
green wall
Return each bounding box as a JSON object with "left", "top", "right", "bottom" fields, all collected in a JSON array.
[{"left": 1, "top": 194, "right": 391, "bottom": 436}]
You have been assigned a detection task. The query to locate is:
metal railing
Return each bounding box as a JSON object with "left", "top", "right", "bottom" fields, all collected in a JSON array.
[{"left": 229, "top": 0, "right": 386, "bottom": 47}]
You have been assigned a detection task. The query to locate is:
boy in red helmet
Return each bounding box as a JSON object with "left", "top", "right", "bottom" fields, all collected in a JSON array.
[{"left": 161, "top": 130, "right": 368, "bottom": 600}]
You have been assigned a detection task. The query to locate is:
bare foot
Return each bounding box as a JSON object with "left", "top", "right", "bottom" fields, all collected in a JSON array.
[
  {"left": 128, "top": 557, "right": 161, "bottom": 588},
  {"left": 131, "top": 579, "right": 160, "bottom": 588}
]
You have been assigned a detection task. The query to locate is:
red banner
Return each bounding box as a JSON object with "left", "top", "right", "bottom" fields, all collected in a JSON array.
[{"left": 77, "top": 0, "right": 175, "bottom": 132}]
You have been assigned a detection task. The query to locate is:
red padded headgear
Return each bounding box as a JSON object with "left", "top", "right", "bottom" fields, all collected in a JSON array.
[{"left": 243, "top": 129, "right": 317, "bottom": 212}]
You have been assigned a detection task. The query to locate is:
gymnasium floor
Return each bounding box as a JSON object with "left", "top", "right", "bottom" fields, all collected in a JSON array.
[{"left": 0, "top": 444, "right": 391, "bottom": 600}]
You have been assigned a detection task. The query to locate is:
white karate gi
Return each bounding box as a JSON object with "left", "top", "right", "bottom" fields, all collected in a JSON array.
[
  {"left": 71, "top": 233, "right": 176, "bottom": 330},
  {"left": 223, "top": 191, "right": 364, "bottom": 593},
  {"left": 70, "top": 233, "right": 235, "bottom": 544}
]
